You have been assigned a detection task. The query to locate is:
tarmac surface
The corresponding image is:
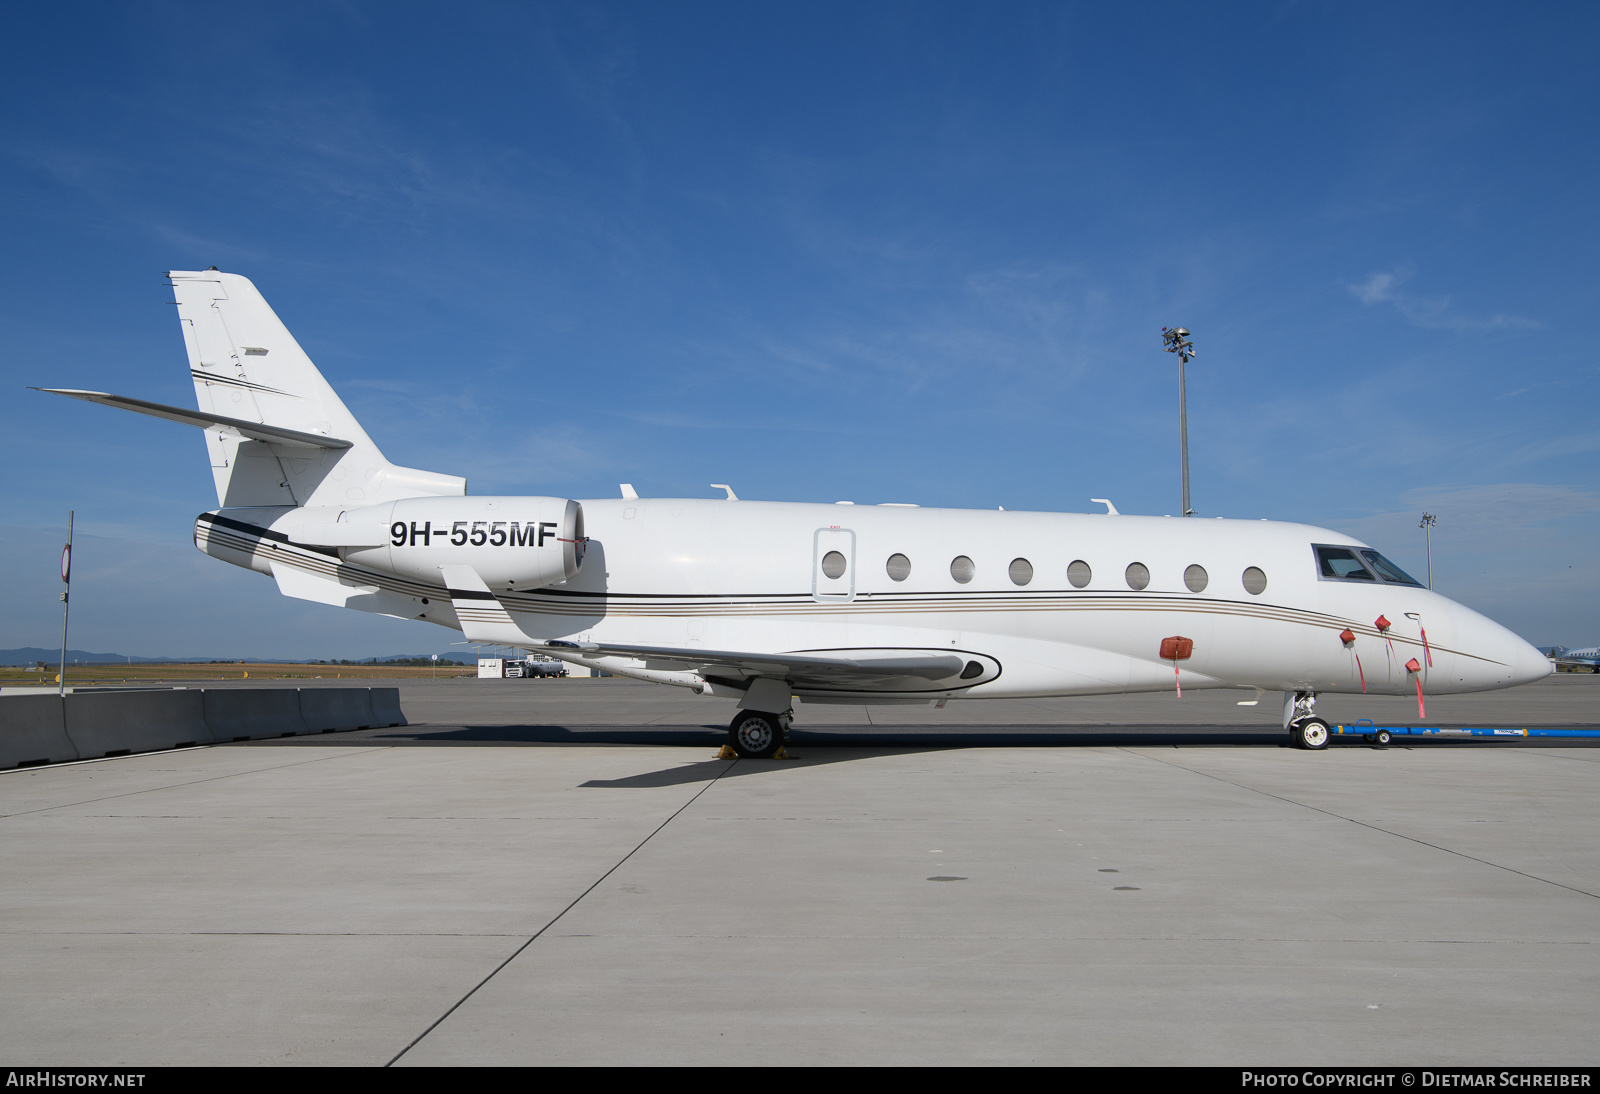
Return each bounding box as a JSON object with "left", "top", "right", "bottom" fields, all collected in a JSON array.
[{"left": 2, "top": 675, "right": 1597, "bottom": 1066}]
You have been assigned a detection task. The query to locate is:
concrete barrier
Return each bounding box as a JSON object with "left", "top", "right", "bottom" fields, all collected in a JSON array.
[
  {"left": 65, "top": 689, "right": 211, "bottom": 758},
  {"left": 3, "top": 686, "right": 407, "bottom": 767},
  {"left": 0, "top": 695, "right": 79, "bottom": 768},
  {"left": 369, "top": 687, "right": 407, "bottom": 728},
  {"left": 298, "top": 688, "right": 375, "bottom": 732},
  {"left": 203, "top": 689, "right": 310, "bottom": 741}
]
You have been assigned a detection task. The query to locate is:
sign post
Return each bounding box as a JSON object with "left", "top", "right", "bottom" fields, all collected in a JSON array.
[{"left": 58, "top": 511, "right": 74, "bottom": 697}]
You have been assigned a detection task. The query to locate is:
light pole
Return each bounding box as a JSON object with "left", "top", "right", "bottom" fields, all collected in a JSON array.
[
  {"left": 1419, "top": 512, "right": 1437, "bottom": 589},
  {"left": 1161, "top": 327, "right": 1197, "bottom": 516}
]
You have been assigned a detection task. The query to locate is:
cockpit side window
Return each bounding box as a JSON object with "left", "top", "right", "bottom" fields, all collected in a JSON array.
[
  {"left": 1360, "top": 550, "right": 1423, "bottom": 586},
  {"left": 1314, "top": 544, "right": 1376, "bottom": 581}
]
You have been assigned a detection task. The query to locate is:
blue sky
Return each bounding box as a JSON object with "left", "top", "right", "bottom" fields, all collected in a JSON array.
[{"left": 2, "top": 2, "right": 1596, "bottom": 657}]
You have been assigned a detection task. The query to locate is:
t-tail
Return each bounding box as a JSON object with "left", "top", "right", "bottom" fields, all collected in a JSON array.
[
  {"left": 171, "top": 269, "right": 465, "bottom": 508},
  {"left": 39, "top": 270, "right": 466, "bottom": 509},
  {"left": 35, "top": 271, "right": 583, "bottom": 629}
]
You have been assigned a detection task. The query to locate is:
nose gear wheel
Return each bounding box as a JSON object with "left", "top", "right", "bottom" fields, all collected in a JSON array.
[{"left": 1291, "top": 717, "right": 1331, "bottom": 750}]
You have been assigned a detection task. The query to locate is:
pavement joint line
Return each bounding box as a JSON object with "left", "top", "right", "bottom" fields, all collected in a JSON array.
[
  {"left": 0, "top": 746, "right": 399, "bottom": 820},
  {"left": 0, "top": 744, "right": 216, "bottom": 774},
  {"left": 1120, "top": 747, "right": 1600, "bottom": 902},
  {"left": 2, "top": 930, "right": 1594, "bottom": 944},
  {"left": 384, "top": 755, "right": 738, "bottom": 1068},
  {"left": 0, "top": 931, "right": 537, "bottom": 937},
  {"left": 1508, "top": 748, "right": 1600, "bottom": 768}
]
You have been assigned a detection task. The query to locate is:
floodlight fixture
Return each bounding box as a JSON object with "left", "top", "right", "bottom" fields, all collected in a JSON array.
[{"left": 1163, "top": 326, "right": 1196, "bottom": 364}]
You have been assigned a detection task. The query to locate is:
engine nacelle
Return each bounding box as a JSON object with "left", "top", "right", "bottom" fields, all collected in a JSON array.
[{"left": 340, "top": 496, "right": 584, "bottom": 590}]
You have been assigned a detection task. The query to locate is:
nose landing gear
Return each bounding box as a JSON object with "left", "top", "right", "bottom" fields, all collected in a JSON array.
[
  {"left": 1292, "top": 717, "right": 1331, "bottom": 750},
  {"left": 1286, "top": 690, "right": 1330, "bottom": 750}
]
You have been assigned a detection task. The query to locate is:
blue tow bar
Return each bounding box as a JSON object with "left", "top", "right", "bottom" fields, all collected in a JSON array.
[{"left": 1333, "top": 721, "right": 1600, "bottom": 740}]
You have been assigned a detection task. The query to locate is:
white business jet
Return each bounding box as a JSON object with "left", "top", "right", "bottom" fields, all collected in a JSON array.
[
  {"left": 36, "top": 271, "right": 1552, "bottom": 756},
  {"left": 1549, "top": 646, "right": 1600, "bottom": 672}
]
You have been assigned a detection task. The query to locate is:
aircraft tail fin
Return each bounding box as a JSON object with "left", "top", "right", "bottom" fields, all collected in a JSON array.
[{"left": 169, "top": 269, "right": 464, "bottom": 509}]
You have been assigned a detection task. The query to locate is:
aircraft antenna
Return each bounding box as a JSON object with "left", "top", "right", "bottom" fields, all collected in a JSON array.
[{"left": 1161, "top": 327, "right": 1196, "bottom": 516}]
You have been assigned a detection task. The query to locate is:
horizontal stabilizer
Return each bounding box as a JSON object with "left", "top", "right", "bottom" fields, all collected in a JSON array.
[
  {"left": 270, "top": 559, "right": 422, "bottom": 619},
  {"left": 33, "top": 389, "right": 352, "bottom": 450}
]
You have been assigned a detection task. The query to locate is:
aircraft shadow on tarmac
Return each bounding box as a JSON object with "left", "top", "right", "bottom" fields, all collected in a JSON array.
[
  {"left": 349, "top": 723, "right": 1291, "bottom": 751},
  {"left": 573, "top": 748, "right": 959, "bottom": 788},
  {"left": 239, "top": 723, "right": 1594, "bottom": 791}
]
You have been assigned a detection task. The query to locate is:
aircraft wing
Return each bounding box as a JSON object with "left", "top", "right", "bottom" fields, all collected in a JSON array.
[{"left": 541, "top": 640, "right": 967, "bottom": 686}]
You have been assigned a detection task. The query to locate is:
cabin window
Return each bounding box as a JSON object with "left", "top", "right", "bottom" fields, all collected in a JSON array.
[
  {"left": 1314, "top": 545, "right": 1376, "bottom": 581},
  {"left": 1242, "top": 566, "right": 1268, "bottom": 595},
  {"left": 1184, "top": 564, "right": 1208, "bottom": 593},
  {"left": 821, "top": 550, "right": 848, "bottom": 579},
  {"left": 950, "top": 555, "right": 975, "bottom": 583},
  {"left": 886, "top": 553, "right": 911, "bottom": 581},
  {"left": 1008, "top": 558, "right": 1034, "bottom": 586},
  {"left": 1125, "top": 562, "right": 1150, "bottom": 590},
  {"left": 1360, "top": 550, "right": 1423, "bottom": 587},
  {"left": 1067, "top": 560, "right": 1092, "bottom": 588}
]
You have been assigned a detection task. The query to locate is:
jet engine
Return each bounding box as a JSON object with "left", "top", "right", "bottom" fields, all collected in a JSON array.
[{"left": 334, "top": 496, "right": 585, "bottom": 590}]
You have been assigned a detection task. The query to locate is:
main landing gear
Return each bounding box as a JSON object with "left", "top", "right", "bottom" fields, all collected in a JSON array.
[
  {"left": 727, "top": 708, "right": 791, "bottom": 759},
  {"left": 1286, "top": 690, "right": 1330, "bottom": 751}
]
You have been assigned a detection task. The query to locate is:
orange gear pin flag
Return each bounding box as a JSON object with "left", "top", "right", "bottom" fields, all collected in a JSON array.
[
  {"left": 1160, "top": 636, "right": 1193, "bottom": 697},
  {"left": 1340, "top": 628, "right": 1366, "bottom": 693},
  {"left": 1406, "top": 657, "right": 1425, "bottom": 719}
]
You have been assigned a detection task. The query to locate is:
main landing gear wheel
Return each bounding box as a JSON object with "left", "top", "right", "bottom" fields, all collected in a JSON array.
[
  {"left": 1292, "top": 717, "right": 1331, "bottom": 751},
  {"left": 728, "top": 711, "right": 784, "bottom": 759}
]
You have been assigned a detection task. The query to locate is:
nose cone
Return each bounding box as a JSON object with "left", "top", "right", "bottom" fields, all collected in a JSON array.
[
  {"left": 1510, "top": 636, "right": 1556, "bottom": 686},
  {"left": 1443, "top": 599, "right": 1553, "bottom": 691}
]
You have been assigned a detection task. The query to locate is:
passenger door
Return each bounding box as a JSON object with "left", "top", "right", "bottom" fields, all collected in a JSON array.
[{"left": 812, "top": 527, "right": 856, "bottom": 603}]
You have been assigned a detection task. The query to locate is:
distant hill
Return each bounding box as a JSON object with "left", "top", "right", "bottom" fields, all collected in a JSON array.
[
  {"left": 0, "top": 648, "right": 475, "bottom": 667},
  {"left": 1, "top": 648, "right": 208, "bottom": 667}
]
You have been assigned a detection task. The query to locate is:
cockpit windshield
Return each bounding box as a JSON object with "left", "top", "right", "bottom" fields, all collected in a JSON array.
[
  {"left": 1360, "top": 550, "right": 1422, "bottom": 586},
  {"left": 1315, "top": 545, "right": 1375, "bottom": 581},
  {"left": 1314, "top": 544, "right": 1425, "bottom": 585}
]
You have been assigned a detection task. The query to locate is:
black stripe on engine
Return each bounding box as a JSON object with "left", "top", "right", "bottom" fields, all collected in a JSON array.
[{"left": 196, "top": 512, "right": 340, "bottom": 559}]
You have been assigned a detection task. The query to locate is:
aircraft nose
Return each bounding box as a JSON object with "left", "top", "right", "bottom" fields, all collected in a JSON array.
[
  {"left": 1443, "top": 599, "right": 1552, "bottom": 689},
  {"left": 1510, "top": 635, "right": 1555, "bottom": 686}
]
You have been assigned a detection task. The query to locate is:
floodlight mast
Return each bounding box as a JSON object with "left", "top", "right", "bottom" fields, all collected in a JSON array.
[
  {"left": 1162, "top": 327, "right": 1196, "bottom": 516},
  {"left": 1420, "top": 512, "right": 1437, "bottom": 589}
]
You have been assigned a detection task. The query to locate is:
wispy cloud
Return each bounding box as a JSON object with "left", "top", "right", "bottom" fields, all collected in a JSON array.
[
  {"left": 1334, "top": 482, "right": 1600, "bottom": 546},
  {"left": 1348, "top": 269, "right": 1540, "bottom": 332}
]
